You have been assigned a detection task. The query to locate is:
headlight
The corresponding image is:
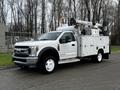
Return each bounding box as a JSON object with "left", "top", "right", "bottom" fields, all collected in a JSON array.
[{"left": 29, "top": 46, "right": 39, "bottom": 56}]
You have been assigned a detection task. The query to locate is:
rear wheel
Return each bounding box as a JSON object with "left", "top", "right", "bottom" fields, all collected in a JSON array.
[
  {"left": 96, "top": 52, "right": 103, "bottom": 63},
  {"left": 91, "top": 51, "right": 103, "bottom": 63}
]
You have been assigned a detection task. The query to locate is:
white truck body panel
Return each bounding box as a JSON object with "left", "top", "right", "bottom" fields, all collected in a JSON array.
[{"left": 80, "top": 36, "right": 109, "bottom": 57}]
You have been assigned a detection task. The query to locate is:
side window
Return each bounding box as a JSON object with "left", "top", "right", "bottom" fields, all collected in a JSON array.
[
  {"left": 69, "top": 33, "right": 75, "bottom": 41},
  {"left": 60, "top": 33, "right": 75, "bottom": 43}
]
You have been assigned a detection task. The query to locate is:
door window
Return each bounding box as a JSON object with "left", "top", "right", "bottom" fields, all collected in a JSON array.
[{"left": 60, "top": 33, "right": 75, "bottom": 44}]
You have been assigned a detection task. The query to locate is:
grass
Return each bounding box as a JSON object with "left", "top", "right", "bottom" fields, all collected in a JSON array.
[
  {"left": 111, "top": 46, "right": 120, "bottom": 53},
  {"left": 0, "top": 53, "right": 13, "bottom": 67}
]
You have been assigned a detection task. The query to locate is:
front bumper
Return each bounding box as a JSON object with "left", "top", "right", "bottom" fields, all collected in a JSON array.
[{"left": 12, "top": 55, "right": 38, "bottom": 66}]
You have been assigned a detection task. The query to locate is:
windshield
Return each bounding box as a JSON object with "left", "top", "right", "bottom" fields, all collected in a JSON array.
[{"left": 37, "top": 32, "right": 62, "bottom": 41}]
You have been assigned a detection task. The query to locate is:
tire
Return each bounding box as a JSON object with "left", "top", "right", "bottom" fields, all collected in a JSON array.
[
  {"left": 96, "top": 52, "right": 103, "bottom": 63},
  {"left": 41, "top": 56, "right": 57, "bottom": 74}
]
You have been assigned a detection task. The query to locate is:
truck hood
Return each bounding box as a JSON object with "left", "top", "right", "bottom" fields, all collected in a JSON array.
[{"left": 15, "top": 40, "right": 57, "bottom": 47}]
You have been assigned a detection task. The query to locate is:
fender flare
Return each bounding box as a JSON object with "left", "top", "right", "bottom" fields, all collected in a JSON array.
[{"left": 37, "top": 47, "right": 60, "bottom": 63}]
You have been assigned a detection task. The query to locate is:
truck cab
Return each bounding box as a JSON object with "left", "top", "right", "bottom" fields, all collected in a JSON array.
[{"left": 13, "top": 28, "right": 78, "bottom": 73}]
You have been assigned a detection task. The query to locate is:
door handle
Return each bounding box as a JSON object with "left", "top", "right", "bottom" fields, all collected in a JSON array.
[{"left": 72, "top": 44, "right": 75, "bottom": 46}]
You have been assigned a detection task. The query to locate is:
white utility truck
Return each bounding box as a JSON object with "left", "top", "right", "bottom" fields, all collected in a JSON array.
[{"left": 12, "top": 20, "right": 110, "bottom": 73}]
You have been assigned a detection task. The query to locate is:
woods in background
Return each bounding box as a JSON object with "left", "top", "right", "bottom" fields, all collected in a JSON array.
[{"left": 0, "top": 0, "right": 120, "bottom": 45}]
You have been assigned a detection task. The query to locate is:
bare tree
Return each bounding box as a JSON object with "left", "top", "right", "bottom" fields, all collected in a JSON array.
[
  {"left": 84, "top": 0, "right": 91, "bottom": 21},
  {"left": 0, "top": 0, "right": 118, "bottom": 45},
  {"left": 41, "top": 0, "right": 46, "bottom": 34},
  {"left": 116, "top": 0, "right": 120, "bottom": 44},
  {"left": 0, "top": 0, "right": 8, "bottom": 25}
]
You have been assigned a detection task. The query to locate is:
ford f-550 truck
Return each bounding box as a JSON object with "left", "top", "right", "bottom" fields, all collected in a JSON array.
[{"left": 12, "top": 21, "right": 110, "bottom": 73}]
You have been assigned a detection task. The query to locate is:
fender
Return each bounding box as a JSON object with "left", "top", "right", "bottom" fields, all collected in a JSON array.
[{"left": 37, "top": 47, "right": 60, "bottom": 62}]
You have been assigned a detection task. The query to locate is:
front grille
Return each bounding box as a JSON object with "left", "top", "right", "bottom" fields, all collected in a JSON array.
[
  {"left": 14, "top": 46, "right": 30, "bottom": 57},
  {"left": 15, "top": 46, "right": 29, "bottom": 48},
  {"left": 14, "top": 53, "right": 29, "bottom": 57}
]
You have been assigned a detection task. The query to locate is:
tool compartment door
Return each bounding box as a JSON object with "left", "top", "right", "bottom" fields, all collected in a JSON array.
[{"left": 81, "top": 36, "right": 96, "bottom": 57}]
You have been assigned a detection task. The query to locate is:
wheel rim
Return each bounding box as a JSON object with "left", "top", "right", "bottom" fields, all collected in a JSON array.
[
  {"left": 97, "top": 53, "right": 102, "bottom": 62},
  {"left": 45, "top": 59, "right": 55, "bottom": 72}
]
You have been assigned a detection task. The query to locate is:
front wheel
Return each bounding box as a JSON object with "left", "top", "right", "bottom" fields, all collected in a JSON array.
[{"left": 41, "top": 56, "right": 57, "bottom": 73}]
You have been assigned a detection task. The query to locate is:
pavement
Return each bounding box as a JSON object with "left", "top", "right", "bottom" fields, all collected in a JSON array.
[
  {"left": 0, "top": 65, "right": 16, "bottom": 70},
  {"left": 0, "top": 53, "right": 120, "bottom": 90}
]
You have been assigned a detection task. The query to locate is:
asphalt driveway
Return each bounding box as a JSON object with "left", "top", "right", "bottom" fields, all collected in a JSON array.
[{"left": 0, "top": 53, "right": 120, "bottom": 90}]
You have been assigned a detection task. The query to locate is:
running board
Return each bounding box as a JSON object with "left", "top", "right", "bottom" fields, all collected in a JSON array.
[{"left": 58, "top": 58, "right": 80, "bottom": 64}]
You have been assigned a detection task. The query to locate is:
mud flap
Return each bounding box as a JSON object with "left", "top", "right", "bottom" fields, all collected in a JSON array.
[{"left": 103, "top": 53, "right": 109, "bottom": 59}]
